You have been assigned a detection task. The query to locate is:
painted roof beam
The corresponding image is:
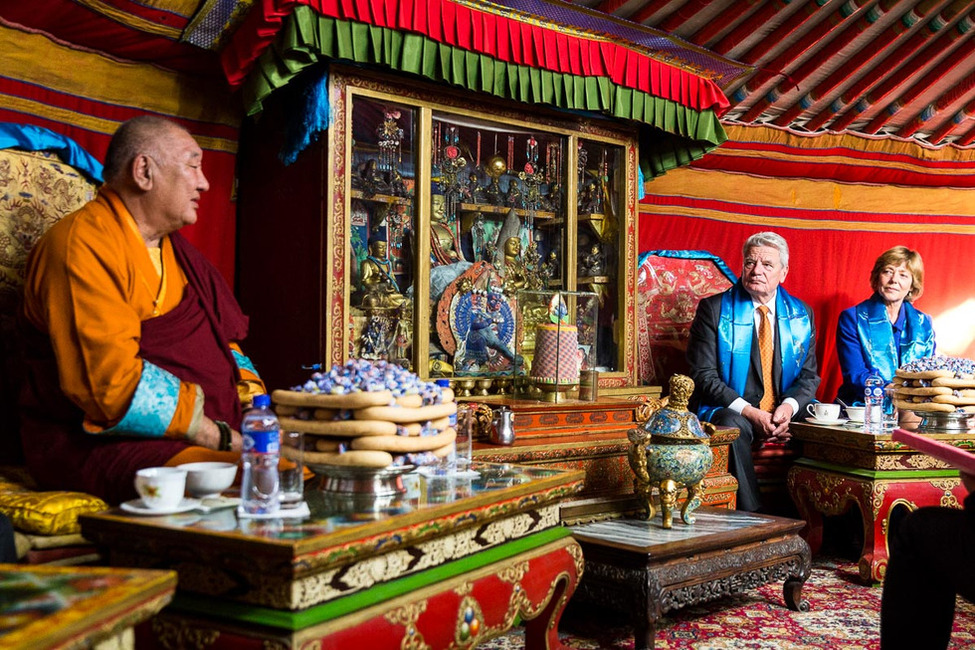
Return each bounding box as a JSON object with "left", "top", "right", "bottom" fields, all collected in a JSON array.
[
  {"left": 827, "top": 7, "right": 970, "bottom": 131},
  {"left": 771, "top": 0, "right": 906, "bottom": 128}
]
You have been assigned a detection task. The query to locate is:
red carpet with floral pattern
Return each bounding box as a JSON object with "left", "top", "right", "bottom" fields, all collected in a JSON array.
[{"left": 477, "top": 556, "right": 975, "bottom": 649}]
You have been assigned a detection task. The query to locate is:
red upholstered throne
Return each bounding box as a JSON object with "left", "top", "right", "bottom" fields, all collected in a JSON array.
[
  {"left": 636, "top": 250, "right": 798, "bottom": 514},
  {"left": 636, "top": 250, "right": 735, "bottom": 385}
]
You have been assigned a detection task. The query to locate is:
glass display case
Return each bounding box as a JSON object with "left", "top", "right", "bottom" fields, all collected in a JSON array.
[
  {"left": 347, "top": 98, "right": 416, "bottom": 368},
  {"left": 237, "top": 67, "right": 640, "bottom": 393},
  {"left": 513, "top": 289, "right": 599, "bottom": 402}
]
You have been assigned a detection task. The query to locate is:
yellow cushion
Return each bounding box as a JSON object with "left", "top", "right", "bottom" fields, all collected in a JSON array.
[{"left": 0, "top": 480, "right": 108, "bottom": 535}]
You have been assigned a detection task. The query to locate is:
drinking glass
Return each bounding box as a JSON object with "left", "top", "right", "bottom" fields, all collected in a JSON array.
[
  {"left": 279, "top": 429, "right": 304, "bottom": 507},
  {"left": 882, "top": 384, "right": 899, "bottom": 431},
  {"left": 455, "top": 403, "right": 474, "bottom": 468}
]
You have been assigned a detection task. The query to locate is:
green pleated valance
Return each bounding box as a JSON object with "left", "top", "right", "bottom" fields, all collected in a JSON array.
[{"left": 243, "top": 5, "right": 726, "bottom": 177}]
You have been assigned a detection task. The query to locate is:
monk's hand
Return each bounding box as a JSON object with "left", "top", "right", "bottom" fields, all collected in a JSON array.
[
  {"left": 192, "top": 417, "right": 222, "bottom": 449},
  {"left": 194, "top": 417, "right": 242, "bottom": 453},
  {"left": 228, "top": 429, "right": 243, "bottom": 454}
]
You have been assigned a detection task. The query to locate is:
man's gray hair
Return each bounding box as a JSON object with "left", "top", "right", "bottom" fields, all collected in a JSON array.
[{"left": 743, "top": 231, "right": 789, "bottom": 268}]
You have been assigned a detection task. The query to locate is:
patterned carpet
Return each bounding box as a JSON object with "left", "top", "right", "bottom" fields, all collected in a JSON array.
[{"left": 477, "top": 556, "right": 975, "bottom": 649}]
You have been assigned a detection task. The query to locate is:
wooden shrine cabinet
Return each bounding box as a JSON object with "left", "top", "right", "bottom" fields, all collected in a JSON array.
[{"left": 236, "top": 67, "right": 640, "bottom": 394}]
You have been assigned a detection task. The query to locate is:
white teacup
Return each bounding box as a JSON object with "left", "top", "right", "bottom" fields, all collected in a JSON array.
[
  {"left": 806, "top": 403, "right": 841, "bottom": 421},
  {"left": 134, "top": 467, "right": 187, "bottom": 510},
  {"left": 845, "top": 406, "right": 866, "bottom": 422}
]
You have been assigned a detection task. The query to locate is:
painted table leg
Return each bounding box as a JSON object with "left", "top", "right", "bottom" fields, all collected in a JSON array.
[
  {"left": 787, "top": 466, "right": 828, "bottom": 554},
  {"left": 523, "top": 575, "right": 571, "bottom": 650}
]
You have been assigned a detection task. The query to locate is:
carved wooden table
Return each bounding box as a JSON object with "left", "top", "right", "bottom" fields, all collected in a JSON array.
[
  {"left": 0, "top": 563, "right": 175, "bottom": 649},
  {"left": 80, "top": 463, "right": 585, "bottom": 650},
  {"left": 570, "top": 508, "right": 810, "bottom": 650},
  {"left": 787, "top": 421, "right": 973, "bottom": 583}
]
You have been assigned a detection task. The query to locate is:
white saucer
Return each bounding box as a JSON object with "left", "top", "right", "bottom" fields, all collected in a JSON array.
[
  {"left": 120, "top": 497, "right": 201, "bottom": 516},
  {"left": 804, "top": 417, "right": 849, "bottom": 426}
]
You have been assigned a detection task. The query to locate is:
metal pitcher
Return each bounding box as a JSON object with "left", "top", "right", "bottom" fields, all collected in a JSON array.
[{"left": 490, "top": 406, "right": 516, "bottom": 445}]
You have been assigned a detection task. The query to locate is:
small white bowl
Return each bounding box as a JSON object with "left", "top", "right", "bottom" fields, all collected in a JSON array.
[
  {"left": 845, "top": 406, "right": 866, "bottom": 422},
  {"left": 179, "top": 461, "right": 238, "bottom": 498}
]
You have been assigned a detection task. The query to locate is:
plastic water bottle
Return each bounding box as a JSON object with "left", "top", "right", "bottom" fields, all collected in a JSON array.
[
  {"left": 864, "top": 373, "right": 884, "bottom": 434},
  {"left": 240, "top": 394, "right": 281, "bottom": 514}
]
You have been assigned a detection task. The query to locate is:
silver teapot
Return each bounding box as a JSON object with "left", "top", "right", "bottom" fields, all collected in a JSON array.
[{"left": 490, "top": 406, "right": 516, "bottom": 445}]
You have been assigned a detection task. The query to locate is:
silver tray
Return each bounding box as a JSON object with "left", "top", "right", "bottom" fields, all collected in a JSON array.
[
  {"left": 307, "top": 463, "right": 415, "bottom": 496},
  {"left": 914, "top": 410, "right": 975, "bottom": 433}
]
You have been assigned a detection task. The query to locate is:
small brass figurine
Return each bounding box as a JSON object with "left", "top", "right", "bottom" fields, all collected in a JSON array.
[{"left": 627, "top": 374, "right": 714, "bottom": 529}]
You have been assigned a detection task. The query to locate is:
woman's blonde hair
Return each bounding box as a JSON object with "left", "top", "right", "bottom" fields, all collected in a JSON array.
[{"left": 870, "top": 246, "right": 924, "bottom": 302}]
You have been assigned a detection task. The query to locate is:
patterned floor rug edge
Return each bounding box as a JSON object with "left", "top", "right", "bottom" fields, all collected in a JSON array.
[{"left": 475, "top": 556, "right": 975, "bottom": 649}]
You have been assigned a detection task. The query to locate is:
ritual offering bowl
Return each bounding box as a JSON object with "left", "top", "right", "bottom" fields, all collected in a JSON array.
[
  {"left": 179, "top": 461, "right": 238, "bottom": 499},
  {"left": 627, "top": 374, "right": 713, "bottom": 529}
]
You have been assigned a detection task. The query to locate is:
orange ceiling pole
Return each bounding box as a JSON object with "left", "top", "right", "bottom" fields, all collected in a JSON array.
[
  {"left": 689, "top": 0, "right": 763, "bottom": 46},
  {"left": 737, "top": 0, "right": 826, "bottom": 66},
  {"left": 895, "top": 70, "right": 975, "bottom": 138},
  {"left": 739, "top": 0, "right": 872, "bottom": 123},
  {"left": 862, "top": 31, "right": 975, "bottom": 133},
  {"left": 770, "top": 0, "right": 905, "bottom": 128},
  {"left": 656, "top": 0, "right": 710, "bottom": 32},
  {"left": 593, "top": 0, "right": 633, "bottom": 14},
  {"left": 926, "top": 96, "right": 975, "bottom": 143},
  {"left": 827, "top": 5, "right": 969, "bottom": 131},
  {"left": 711, "top": 0, "right": 796, "bottom": 55},
  {"left": 628, "top": 0, "right": 687, "bottom": 25},
  {"left": 952, "top": 120, "right": 975, "bottom": 145},
  {"left": 802, "top": 0, "right": 948, "bottom": 131}
]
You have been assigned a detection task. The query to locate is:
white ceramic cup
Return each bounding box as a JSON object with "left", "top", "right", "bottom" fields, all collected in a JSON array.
[
  {"left": 806, "top": 403, "right": 841, "bottom": 421},
  {"left": 845, "top": 406, "right": 866, "bottom": 422},
  {"left": 134, "top": 467, "right": 187, "bottom": 510}
]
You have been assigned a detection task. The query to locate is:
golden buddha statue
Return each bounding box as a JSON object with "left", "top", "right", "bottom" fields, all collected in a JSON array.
[
  {"left": 501, "top": 236, "right": 530, "bottom": 294},
  {"left": 360, "top": 237, "right": 405, "bottom": 310}
]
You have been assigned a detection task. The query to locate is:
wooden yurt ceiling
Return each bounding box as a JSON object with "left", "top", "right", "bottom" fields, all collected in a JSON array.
[
  {"left": 578, "top": 0, "right": 975, "bottom": 146},
  {"left": 8, "top": 0, "right": 975, "bottom": 146}
]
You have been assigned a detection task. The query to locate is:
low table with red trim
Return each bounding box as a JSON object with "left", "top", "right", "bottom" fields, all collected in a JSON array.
[
  {"left": 0, "top": 563, "right": 175, "bottom": 649},
  {"left": 80, "top": 463, "right": 585, "bottom": 649},
  {"left": 787, "top": 422, "right": 973, "bottom": 583}
]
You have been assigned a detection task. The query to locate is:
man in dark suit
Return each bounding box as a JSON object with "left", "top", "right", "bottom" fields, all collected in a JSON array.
[{"left": 686, "top": 232, "right": 820, "bottom": 512}]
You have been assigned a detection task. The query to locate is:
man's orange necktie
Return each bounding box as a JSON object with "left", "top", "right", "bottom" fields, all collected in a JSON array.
[{"left": 757, "top": 305, "right": 775, "bottom": 412}]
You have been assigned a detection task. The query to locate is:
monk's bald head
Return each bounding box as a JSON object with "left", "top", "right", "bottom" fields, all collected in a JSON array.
[{"left": 103, "top": 116, "right": 189, "bottom": 185}]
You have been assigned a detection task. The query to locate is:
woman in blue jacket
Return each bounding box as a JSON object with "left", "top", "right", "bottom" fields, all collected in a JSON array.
[{"left": 835, "top": 246, "right": 935, "bottom": 407}]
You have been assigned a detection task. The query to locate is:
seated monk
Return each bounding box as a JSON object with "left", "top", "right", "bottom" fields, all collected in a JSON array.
[
  {"left": 360, "top": 236, "right": 406, "bottom": 309},
  {"left": 19, "top": 116, "right": 264, "bottom": 505}
]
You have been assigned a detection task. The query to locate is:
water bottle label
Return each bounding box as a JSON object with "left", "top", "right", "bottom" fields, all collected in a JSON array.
[{"left": 243, "top": 430, "right": 280, "bottom": 453}]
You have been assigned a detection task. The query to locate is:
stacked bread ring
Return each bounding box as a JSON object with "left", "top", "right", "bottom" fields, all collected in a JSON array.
[
  {"left": 272, "top": 360, "right": 457, "bottom": 469},
  {"left": 891, "top": 355, "right": 975, "bottom": 414}
]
